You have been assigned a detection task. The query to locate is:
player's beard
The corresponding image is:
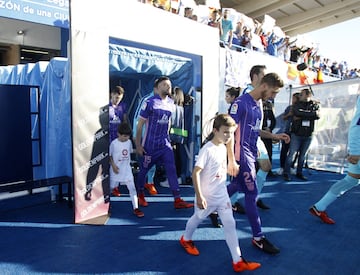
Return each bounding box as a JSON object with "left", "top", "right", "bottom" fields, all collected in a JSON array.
[
  {"left": 162, "top": 89, "right": 170, "bottom": 97},
  {"left": 159, "top": 90, "right": 169, "bottom": 98}
]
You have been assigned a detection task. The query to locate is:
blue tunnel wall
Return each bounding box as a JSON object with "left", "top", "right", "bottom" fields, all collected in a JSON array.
[{"left": 0, "top": 41, "right": 202, "bottom": 181}]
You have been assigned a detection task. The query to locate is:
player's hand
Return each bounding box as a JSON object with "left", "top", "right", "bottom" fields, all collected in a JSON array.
[
  {"left": 136, "top": 145, "right": 146, "bottom": 156},
  {"left": 227, "top": 160, "right": 239, "bottom": 177},
  {"left": 276, "top": 133, "right": 290, "bottom": 144}
]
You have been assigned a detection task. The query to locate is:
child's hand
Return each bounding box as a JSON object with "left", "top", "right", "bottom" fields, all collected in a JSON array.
[{"left": 196, "top": 195, "right": 207, "bottom": 209}]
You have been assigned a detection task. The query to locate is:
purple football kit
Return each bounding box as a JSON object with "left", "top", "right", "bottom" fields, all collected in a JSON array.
[
  {"left": 136, "top": 94, "right": 181, "bottom": 198},
  {"left": 109, "top": 101, "right": 127, "bottom": 142},
  {"left": 228, "top": 92, "right": 264, "bottom": 238}
]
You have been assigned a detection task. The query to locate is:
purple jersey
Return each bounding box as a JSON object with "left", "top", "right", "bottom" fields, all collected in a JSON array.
[
  {"left": 109, "top": 101, "right": 127, "bottom": 142},
  {"left": 139, "top": 94, "right": 175, "bottom": 152},
  {"left": 229, "top": 93, "right": 262, "bottom": 163}
]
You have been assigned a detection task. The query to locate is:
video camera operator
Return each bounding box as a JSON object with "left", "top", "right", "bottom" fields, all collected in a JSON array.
[{"left": 283, "top": 88, "right": 320, "bottom": 181}]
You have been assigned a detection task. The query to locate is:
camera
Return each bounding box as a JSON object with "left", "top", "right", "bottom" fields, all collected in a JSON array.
[{"left": 184, "top": 94, "right": 194, "bottom": 106}]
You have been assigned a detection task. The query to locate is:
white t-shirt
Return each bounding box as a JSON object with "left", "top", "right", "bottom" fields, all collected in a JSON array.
[
  {"left": 195, "top": 141, "right": 229, "bottom": 205},
  {"left": 109, "top": 139, "right": 133, "bottom": 182}
]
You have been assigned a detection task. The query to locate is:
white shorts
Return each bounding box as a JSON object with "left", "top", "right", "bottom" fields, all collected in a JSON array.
[
  {"left": 257, "top": 138, "right": 269, "bottom": 160},
  {"left": 193, "top": 196, "right": 232, "bottom": 220}
]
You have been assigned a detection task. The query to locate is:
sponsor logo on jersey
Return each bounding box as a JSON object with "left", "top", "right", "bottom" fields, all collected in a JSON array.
[
  {"left": 157, "top": 114, "right": 169, "bottom": 124},
  {"left": 253, "top": 118, "right": 261, "bottom": 131}
]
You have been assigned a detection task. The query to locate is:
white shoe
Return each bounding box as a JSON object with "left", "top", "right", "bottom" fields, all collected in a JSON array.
[
  {"left": 277, "top": 168, "right": 283, "bottom": 175},
  {"left": 159, "top": 179, "right": 169, "bottom": 188},
  {"left": 177, "top": 177, "right": 182, "bottom": 185}
]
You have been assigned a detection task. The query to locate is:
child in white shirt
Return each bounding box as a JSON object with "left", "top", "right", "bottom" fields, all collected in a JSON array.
[
  {"left": 179, "top": 114, "right": 261, "bottom": 273},
  {"left": 110, "top": 122, "right": 144, "bottom": 218}
]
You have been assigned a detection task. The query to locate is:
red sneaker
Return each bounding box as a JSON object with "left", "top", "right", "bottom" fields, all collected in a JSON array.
[
  {"left": 309, "top": 205, "right": 335, "bottom": 224},
  {"left": 144, "top": 183, "right": 158, "bottom": 195},
  {"left": 174, "top": 198, "right": 193, "bottom": 209},
  {"left": 233, "top": 258, "right": 261, "bottom": 272},
  {"left": 179, "top": 235, "right": 199, "bottom": 256},
  {"left": 111, "top": 187, "right": 121, "bottom": 197},
  {"left": 133, "top": 208, "right": 144, "bottom": 218},
  {"left": 138, "top": 193, "right": 148, "bottom": 207}
]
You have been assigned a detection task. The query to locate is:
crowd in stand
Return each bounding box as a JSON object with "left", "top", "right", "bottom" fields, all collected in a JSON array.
[{"left": 140, "top": 0, "right": 359, "bottom": 80}]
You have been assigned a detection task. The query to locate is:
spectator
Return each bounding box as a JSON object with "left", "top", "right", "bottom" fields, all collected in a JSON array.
[
  {"left": 231, "top": 21, "right": 242, "bottom": 50},
  {"left": 277, "top": 36, "right": 292, "bottom": 61},
  {"left": 184, "top": 7, "right": 193, "bottom": 19},
  {"left": 191, "top": 14, "right": 198, "bottom": 21},
  {"left": 330, "top": 61, "right": 340, "bottom": 77},
  {"left": 220, "top": 9, "right": 233, "bottom": 48},
  {"left": 266, "top": 32, "right": 283, "bottom": 56},
  {"left": 312, "top": 55, "right": 321, "bottom": 69},
  {"left": 208, "top": 9, "right": 222, "bottom": 37},
  {"left": 239, "top": 27, "right": 252, "bottom": 50},
  {"left": 290, "top": 45, "right": 306, "bottom": 63}
]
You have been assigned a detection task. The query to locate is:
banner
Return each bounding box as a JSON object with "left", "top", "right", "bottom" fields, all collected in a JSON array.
[
  {"left": 70, "top": 22, "right": 110, "bottom": 224},
  {"left": 0, "top": 0, "right": 69, "bottom": 27}
]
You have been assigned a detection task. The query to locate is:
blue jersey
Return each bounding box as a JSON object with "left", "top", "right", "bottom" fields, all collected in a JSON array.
[
  {"left": 139, "top": 94, "right": 175, "bottom": 152},
  {"left": 229, "top": 93, "right": 262, "bottom": 163},
  {"left": 348, "top": 96, "right": 360, "bottom": 155}
]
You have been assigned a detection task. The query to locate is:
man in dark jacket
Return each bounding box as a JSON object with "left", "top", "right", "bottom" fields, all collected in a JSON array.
[
  {"left": 283, "top": 88, "right": 320, "bottom": 181},
  {"left": 261, "top": 99, "right": 276, "bottom": 165}
]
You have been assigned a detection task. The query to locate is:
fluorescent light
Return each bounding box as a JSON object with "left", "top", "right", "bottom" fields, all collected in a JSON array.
[{"left": 21, "top": 48, "right": 49, "bottom": 55}]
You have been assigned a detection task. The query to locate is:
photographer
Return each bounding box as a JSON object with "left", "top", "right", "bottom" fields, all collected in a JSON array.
[{"left": 283, "top": 88, "right": 320, "bottom": 181}]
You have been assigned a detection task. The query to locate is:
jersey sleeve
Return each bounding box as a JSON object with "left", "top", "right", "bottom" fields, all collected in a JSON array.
[
  {"left": 229, "top": 100, "right": 243, "bottom": 123},
  {"left": 109, "top": 140, "right": 115, "bottom": 157},
  {"left": 139, "top": 98, "right": 151, "bottom": 120},
  {"left": 195, "top": 145, "right": 209, "bottom": 170}
]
